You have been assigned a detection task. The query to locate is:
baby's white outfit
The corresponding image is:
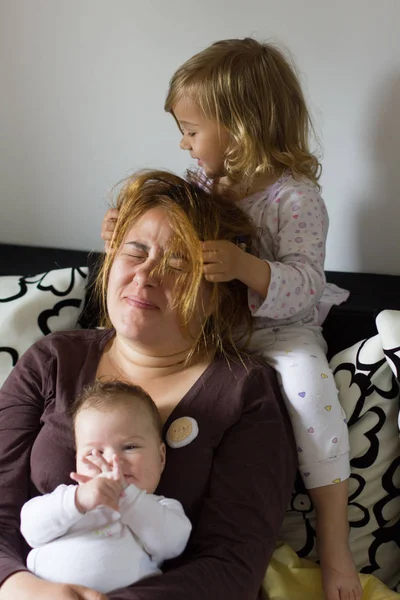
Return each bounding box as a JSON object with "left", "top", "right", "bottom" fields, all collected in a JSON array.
[{"left": 20, "top": 483, "right": 192, "bottom": 593}]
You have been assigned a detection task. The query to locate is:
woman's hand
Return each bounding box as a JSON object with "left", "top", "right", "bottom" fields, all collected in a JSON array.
[
  {"left": 0, "top": 571, "right": 108, "bottom": 600},
  {"left": 101, "top": 208, "right": 119, "bottom": 251}
]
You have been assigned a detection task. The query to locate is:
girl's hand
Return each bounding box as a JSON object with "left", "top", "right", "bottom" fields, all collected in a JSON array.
[
  {"left": 202, "top": 240, "right": 246, "bottom": 283},
  {"left": 203, "top": 240, "right": 271, "bottom": 298},
  {"left": 101, "top": 208, "right": 119, "bottom": 252},
  {"left": 0, "top": 571, "right": 108, "bottom": 600}
]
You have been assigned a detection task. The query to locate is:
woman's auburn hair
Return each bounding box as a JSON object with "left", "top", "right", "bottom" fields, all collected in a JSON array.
[
  {"left": 165, "top": 37, "right": 321, "bottom": 188},
  {"left": 96, "top": 170, "right": 255, "bottom": 361}
]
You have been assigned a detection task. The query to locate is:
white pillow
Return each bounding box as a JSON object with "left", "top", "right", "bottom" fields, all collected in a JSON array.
[
  {"left": 376, "top": 310, "right": 400, "bottom": 434},
  {"left": 280, "top": 310, "right": 400, "bottom": 591},
  {"left": 0, "top": 267, "right": 88, "bottom": 387}
]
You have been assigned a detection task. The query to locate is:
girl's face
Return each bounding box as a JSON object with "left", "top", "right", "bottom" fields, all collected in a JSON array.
[
  {"left": 107, "top": 206, "right": 212, "bottom": 355},
  {"left": 173, "top": 97, "right": 230, "bottom": 180}
]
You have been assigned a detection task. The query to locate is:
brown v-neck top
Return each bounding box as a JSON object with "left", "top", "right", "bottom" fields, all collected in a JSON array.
[{"left": 0, "top": 329, "right": 297, "bottom": 599}]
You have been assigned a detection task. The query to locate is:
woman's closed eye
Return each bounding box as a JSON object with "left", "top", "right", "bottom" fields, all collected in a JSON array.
[
  {"left": 122, "top": 253, "right": 146, "bottom": 262},
  {"left": 168, "top": 257, "right": 190, "bottom": 272}
]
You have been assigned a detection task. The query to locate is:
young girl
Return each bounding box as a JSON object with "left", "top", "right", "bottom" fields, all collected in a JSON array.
[{"left": 102, "top": 38, "right": 362, "bottom": 600}]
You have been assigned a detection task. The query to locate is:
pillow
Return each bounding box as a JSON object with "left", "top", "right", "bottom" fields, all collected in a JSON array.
[
  {"left": 376, "top": 310, "right": 400, "bottom": 434},
  {"left": 0, "top": 267, "right": 88, "bottom": 387},
  {"left": 280, "top": 310, "right": 400, "bottom": 591}
]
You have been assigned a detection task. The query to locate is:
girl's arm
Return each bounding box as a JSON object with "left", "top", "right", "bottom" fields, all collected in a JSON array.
[
  {"left": 202, "top": 240, "right": 271, "bottom": 298},
  {"left": 107, "top": 363, "right": 297, "bottom": 600},
  {"left": 119, "top": 486, "right": 192, "bottom": 563},
  {"left": 249, "top": 183, "right": 328, "bottom": 320},
  {"left": 203, "top": 182, "right": 327, "bottom": 320}
]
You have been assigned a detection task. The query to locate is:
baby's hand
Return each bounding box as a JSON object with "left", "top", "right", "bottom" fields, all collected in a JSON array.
[
  {"left": 202, "top": 240, "right": 246, "bottom": 283},
  {"left": 101, "top": 208, "right": 119, "bottom": 252},
  {"left": 71, "top": 452, "right": 127, "bottom": 513},
  {"left": 73, "top": 475, "right": 124, "bottom": 513}
]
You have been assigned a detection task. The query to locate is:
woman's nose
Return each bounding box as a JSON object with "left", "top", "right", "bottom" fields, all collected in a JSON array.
[{"left": 134, "top": 260, "right": 160, "bottom": 287}]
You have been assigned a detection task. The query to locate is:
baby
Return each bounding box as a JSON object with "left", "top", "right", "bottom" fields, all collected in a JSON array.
[{"left": 20, "top": 380, "right": 192, "bottom": 594}]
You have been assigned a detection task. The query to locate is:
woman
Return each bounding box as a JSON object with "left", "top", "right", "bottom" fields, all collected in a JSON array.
[{"left": 0, "top": 171, "right": 297, "bottom": 600}]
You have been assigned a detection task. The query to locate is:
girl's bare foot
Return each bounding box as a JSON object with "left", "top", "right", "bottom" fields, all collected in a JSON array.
[{"left": 319, "top": 538, "right": 362, "bottom": 600}]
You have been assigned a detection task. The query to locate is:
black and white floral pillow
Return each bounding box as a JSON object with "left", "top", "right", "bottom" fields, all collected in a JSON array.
[
  {"left": 0, "top": 267, "right": 88, "bottom": 387},
  {"left": 280, "top": 310, "right": 400, "bottom": 591},
  {"left": 376, "top": 310, "right": 400, "bottom": 436}
]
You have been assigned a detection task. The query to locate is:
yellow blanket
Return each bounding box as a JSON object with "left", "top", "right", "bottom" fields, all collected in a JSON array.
[{"left": 263, "top": 543, "right": 400, "bottom": 599}]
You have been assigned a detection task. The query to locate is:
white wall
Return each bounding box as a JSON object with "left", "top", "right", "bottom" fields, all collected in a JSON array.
[{"left": 0, "top": 0, "right": 399, "bottom": 274}]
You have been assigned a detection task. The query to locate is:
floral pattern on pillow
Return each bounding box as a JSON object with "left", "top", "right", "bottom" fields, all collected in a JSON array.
[
  {"left": 279, "top": 310, "right": 400, "bottom": 591},
  {"left": 0, "top": 267, "right": 88, "bottom": 387}
]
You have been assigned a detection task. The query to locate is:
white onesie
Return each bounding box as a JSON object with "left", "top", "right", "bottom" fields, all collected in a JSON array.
[{"left": 20, "top": 483, "right": 192, "bottom": 593}]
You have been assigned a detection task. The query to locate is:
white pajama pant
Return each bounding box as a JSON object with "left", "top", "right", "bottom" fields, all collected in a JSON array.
[{"left": 247, "top": 325, "right": 350, "bottom": 489}]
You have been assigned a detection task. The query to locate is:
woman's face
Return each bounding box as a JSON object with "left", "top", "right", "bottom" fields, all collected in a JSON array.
[{"left": 107, "top": 206, "right": 211, "bottom": 354}]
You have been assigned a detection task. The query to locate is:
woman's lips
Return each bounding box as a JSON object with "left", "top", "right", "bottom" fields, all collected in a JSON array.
[{"left": 124, "top": 296, "right": 158, "bottom": 310}]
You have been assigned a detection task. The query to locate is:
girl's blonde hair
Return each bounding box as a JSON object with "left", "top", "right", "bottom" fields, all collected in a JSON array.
[
  {"left": 165, "top": 37, "right": 321, "bottom": 187},
  {"left": 96, "top": 170, "right": 255, "bottom": 361}
]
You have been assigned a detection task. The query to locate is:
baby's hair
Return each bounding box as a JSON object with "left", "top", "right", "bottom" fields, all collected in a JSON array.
[
  {"left": 71, "top": 380, "right": 163, "bottom": 439},
  {"left": 165, "top": 37, "right": 321, "bottom": 188}
]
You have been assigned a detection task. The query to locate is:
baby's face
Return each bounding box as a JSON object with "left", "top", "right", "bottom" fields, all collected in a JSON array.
[{"left": 75, "top": 402, "right": 165, "bottom": 494}]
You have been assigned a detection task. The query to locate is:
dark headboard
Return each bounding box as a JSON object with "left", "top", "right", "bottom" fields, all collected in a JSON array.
[{"left": 0, "top": 243, "right": 102, "bottom": 276}]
